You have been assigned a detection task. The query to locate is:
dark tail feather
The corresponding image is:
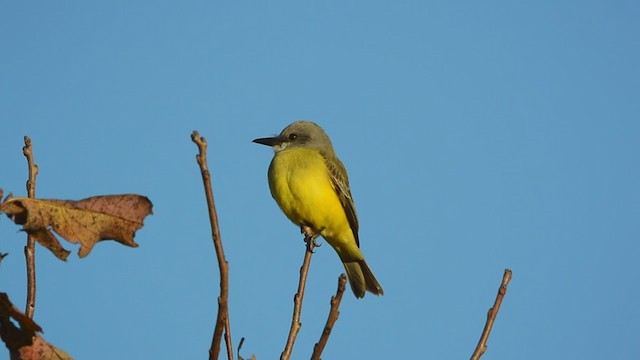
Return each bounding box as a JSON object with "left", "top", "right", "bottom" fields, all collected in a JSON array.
[
  {"left": 343, "top": 260, "right": 384, "bottom": 298},
  {"left": 359, "top": 259, "right": 384, "bottom": 296}
]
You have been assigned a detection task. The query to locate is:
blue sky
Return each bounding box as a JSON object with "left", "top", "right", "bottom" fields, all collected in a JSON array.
[{"left": 1, "top": 1, "right": 639, "bottom": 359}]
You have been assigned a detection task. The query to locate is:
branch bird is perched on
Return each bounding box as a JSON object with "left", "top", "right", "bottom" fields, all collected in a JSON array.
[{"left": 253, "top": 121, "right": 383, "bottom": 298}]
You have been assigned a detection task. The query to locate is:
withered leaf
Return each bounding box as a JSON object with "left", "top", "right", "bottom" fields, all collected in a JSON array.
[
  {"left": 0, "top": 293, "right": 41, "bottom": 334},
  {"left": 0, "top": 293, "right": 73, "bottom": 360},
  {"left": 32, "top": 230, "right": 71, "bottom": 261},
  {"left": 0, "top": 195, "right": 153, "bottom": 258}
]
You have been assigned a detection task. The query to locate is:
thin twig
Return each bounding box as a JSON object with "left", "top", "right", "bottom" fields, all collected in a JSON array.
[
  {"left": 0, "top": 253, "right": 8, "bottom": 266},
  {"left": 280, "top": 232, "right": 317, "bottom": 360},
  {"left": 311, "top": 273, "right": 347, "bottom": 360},
  {"left": 0, "top": 193, "right": 8, "bottom": 269},
  {"left": 237, "top": 337, "right": 256, "bottom": 360},
  {"left": 470, "top": 269, "right": 513, "bottom": 360},
  {"left": 192, "top": 131, "right": 233, "bottom": 360},
  {"left": 237, "top": 338, "right": 245, "bottom": 360},
  {"left": 22, "top": 136, "right": 39, "bottom": 319}
]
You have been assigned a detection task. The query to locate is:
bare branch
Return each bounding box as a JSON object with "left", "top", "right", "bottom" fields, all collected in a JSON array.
[
  {"left": 311, "top": 273, "right": 347, "bottom": 360},
  {"left": 192, "top": 131, "right": 233, "bottom": 360},
  {"left": 22, "top": 136, "right": 39, "bottom": 319},
  {"left": 280, "top": 231, "right": 318, "bottom": 360},
  {"left": 470, "top": 268, "right": 513, "bottom": 360}
]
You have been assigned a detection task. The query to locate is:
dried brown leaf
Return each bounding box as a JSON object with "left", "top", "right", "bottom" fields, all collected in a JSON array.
[
  {"left": 0, "top": 195, "right": 153, "bottom": 258},
  {"left": 32, "top": 230, "right": 71, "bottom": 261},
  {"left": 17, "top": 336, "right": 74, "bottom": 360},
  {"left": 0, "top": 293, "right": 41, "bottom": 334},
  {"left": 0, "top": 293, "right": 73, "bottom": 360}
]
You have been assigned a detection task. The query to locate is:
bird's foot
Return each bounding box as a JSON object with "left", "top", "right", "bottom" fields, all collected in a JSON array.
[
  {"left": 301, "top": 226, "right": 321, "bottom": 252},
  {"left": 304, "top": 235, "right": 321, "bottom": 252}
]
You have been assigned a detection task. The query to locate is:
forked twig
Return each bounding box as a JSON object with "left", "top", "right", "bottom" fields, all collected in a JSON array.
[
  {"left": 280, "top": 231, "right": 317, "bottom": 360},
  {"left": 192, "top": 131, "right": 233, "bottom": 360},
  {"left": 311, "top": 273, "right": 347, "bottom": 360},
  {"left": 23, "top": 136, "right": 39, "bottom": 319},
  {"left": 470, "top": 269, "right": 513, "bottom": 360}
]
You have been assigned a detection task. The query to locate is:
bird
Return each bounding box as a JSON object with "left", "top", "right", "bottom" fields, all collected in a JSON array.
[{"left": 253, "top": 121, "right": 383, "bottom": 298}]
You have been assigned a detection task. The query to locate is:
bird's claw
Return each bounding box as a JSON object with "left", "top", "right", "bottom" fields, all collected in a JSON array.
[{"left": 304, "top": 234, "right": 321, "bottom": 253}]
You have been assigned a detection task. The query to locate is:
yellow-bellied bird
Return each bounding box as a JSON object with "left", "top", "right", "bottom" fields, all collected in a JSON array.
[{"left": 253, "top": 121, "right": 383, "bottom": 298}]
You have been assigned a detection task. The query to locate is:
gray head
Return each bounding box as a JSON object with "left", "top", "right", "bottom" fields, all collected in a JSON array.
[{"left": 252, "top": 121, "right": 336, "bottom": 155}]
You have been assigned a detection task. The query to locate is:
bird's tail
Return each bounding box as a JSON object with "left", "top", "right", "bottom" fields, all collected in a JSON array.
[{"left": 343, "top": 260, "right": 384, "bottom": 298}]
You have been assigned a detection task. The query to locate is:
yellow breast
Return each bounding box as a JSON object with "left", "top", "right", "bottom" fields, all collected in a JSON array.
[{"left": 267, "top": 147, "right": 351, "bottom": 240}]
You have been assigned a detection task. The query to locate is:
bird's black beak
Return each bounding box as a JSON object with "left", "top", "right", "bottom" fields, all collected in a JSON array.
[{"left": 252, "top": 135, "right": 286, "bottom": 147}]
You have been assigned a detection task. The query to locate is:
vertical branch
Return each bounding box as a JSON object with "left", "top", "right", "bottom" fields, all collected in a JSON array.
[
  {"left": 191, "top": 131, "right": 233, "bottom": 360},
  {"left": 470, "top": 269, "right": 513, "bottom": 360},
  {"left": 311, "top": 273, "right": 347, "bottom": 360},
  {"left": 22, "top": 136, "right": 39, "bottom": 319},
  {"left": 280, "top": 232, "right": 317, "bottom": 360}
]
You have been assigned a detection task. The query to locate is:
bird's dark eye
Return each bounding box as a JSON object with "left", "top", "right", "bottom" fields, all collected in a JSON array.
[{"left": 288, "top": 133, "right": 297, "bottom": 140}]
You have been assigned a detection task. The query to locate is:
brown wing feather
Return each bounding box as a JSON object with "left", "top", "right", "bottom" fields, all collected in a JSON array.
[{"left": 325, "top": 154, "right": 360, "bottom": 247}]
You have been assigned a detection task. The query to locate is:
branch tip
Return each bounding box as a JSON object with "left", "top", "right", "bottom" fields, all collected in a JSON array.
[
  {"left": 311, "top": 273, "right": 347, "bottom": 360},
  {"left": 22, "top": 136, "right": 39, "bottom": 319},
  {"left": 470, "top": 268, "right": 513, "bottom": 360},
  {"left": 193, "top": 132, "right": 233, "bottom": 360}
]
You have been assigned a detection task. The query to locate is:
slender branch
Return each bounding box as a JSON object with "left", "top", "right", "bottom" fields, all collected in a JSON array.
[
  {"left": 191, "top": 131, "right": 233, "bottom": 360},
  {"left": 0, "top": 253, "right": 8, "bottom": 266},
  {"left": 0, "top": 192, "right": 6, "bottom": 267},
  {"left": 311, "top": 273, "right": 347, "bottom": 360},
  {"left": 280, "top": 231, "right": 317, "bottom": 360},
  {"left": 470, "top": 269, "right": 513, "bottom": 360},
  {"left": 237, "top": 338, "right": 245, "bottom": 360},
  {"left": 224, "top": 316, "right": 233, "bottom": 359},
  {"left": 237, "top": 337, "right": 256, "bottom": 360},
  {"left": 22, "top": 136, "right": 39, "bottom": 319}
]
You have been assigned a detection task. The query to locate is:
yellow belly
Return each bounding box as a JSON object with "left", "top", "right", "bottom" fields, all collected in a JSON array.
[{"left": 268, "top": 147, "right": 360, "bottom": 259}]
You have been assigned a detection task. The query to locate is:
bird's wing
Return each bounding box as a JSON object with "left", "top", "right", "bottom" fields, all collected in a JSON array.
[{"left": 326, "top": 155, "right": 360, "bottom": 247}]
